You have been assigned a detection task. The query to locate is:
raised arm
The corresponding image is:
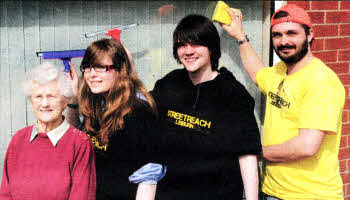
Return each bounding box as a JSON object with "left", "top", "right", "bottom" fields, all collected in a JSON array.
[
  {"left": 65, "top": 62, "right": 81, "bottom": 128},
  {"left": 221, "top": 8, "right": 266, "bottom": 84}
]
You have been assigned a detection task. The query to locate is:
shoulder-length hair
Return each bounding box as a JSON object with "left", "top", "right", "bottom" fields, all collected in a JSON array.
[{"left": 79, "top": 38, "right": 156, "bottom": 145}]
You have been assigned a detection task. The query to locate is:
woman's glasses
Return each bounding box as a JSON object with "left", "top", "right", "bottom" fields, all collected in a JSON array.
[{"left": 80, "top": 65, "right": 115, "bottom": 73}]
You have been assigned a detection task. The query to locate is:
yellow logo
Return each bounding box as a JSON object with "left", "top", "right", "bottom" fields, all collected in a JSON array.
[
  {"left": 87, "top": 135, "right": 108, "bottom": 151},
  {"left": 167, "top": 110, "right": 212, "bottom": 129}
]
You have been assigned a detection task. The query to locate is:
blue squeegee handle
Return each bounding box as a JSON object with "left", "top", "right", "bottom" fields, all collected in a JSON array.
[{"left": 61, "top": 58, "right": 71, "bottom": 73}]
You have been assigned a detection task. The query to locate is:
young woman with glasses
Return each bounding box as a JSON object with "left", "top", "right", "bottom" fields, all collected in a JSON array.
[{"left": 66, "top": 38, "right": 164, "bottom": 200}]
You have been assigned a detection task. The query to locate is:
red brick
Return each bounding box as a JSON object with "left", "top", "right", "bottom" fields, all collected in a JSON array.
[
  {"left": 341, "top": 1, "right": 350, "bottom": 10},
  {"left": 327, "top": 11, "right": 350, "bottom": 23},
  {"left": 342, "top": 76, "right": 350, "bottom": 87},
  {"left": 340, "top": 160, "right": 347, "bottom": 172},
  {"left": 345, "top": 99, "right": 350, "bottom": 110},
  {"left": 346, "top": 184, "right": 350, "bottom": 197},
  {"left": 328, "top": 62, "right": 349, "bottom": 74},
  {"left": 348, "top": 160, "right": 350, "bottom": 171},
  {"left": 345, "top": 184, "right": 348, "bottom": 197},
  {"left": 345, "top": 195, "right": 350, "bottom": 200},
  {"left": 342, "top": 136, "right": 348, "bottom": 148},
  {"left": 345, "top": 86, "right": 350, "bottom": 99},
  {"left": 343, "top": 110, "right": 349, "bottom": 122},
  {"left": 339, "top": 147, "right": 350, "bottom": 160},
  {"left": 340, "top": 24, "right": 350, "bottom": 36},
  {"left": 342, "top": 172, "right": 350, "bottom": 184},
  {"left": 313, "top": 50, "right": 337, "bottom": 62},
  {"left": 287, "top": 1, "right": 310, "bottom": 10},
  {"left": 308, "top": 12, "right": 325, "bottom": 24},
  {"left": 325, "top": 37, "right": 350, "bottom": 50},
  {"left": 340, "top": 50, "right": 350, "bottom": 62},
  {"left": 311, "top": 38, "right": 323, "bottom": 51},
  {"left": 343, "top": 123, "right": 350, "bottom": 136},
  {"left": 313, "top": 24, "right": 338, "bottom": 37},
  {"left": 311, "top": 1, "right": 338, "bottom": 10}
]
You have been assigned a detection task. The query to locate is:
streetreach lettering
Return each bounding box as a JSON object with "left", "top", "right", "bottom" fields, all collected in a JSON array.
[
  {"left": 167, "top": 110, "right": 212, "bottom": 129},
  {"left": 268, "top": 91, "right": 290, "bottom": 109},
  {"left": 88, "top": 135, "right": 108, "bottom": 151}
]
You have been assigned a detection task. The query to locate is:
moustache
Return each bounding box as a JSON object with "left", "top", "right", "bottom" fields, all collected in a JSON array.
[{"left": 277, "top": 45, "right": 296, "bottom": 51}]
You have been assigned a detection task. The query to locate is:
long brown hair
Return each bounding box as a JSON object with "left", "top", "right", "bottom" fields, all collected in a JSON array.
[{"left": 79, "top": 38, "right": 156, "bottom": 145}]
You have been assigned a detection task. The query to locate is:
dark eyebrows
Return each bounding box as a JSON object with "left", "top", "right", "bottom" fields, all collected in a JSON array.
[
  {"left": 287, "top": 30, "right": 297, "bottom": 34},
  {"left": 271, "top": 29, "right": 298, "bottom": 36},
  {"left": 271, "top": 31, "right": 281, "bottom": 37}
]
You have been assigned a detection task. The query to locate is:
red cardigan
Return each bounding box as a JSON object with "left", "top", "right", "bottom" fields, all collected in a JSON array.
[{"left": 0, "top": 125, "right": 96, "bottom": 200}]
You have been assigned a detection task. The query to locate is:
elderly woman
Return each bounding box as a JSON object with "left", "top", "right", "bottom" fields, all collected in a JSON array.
[{"left": 0, "top": 63, "right": 96, "bottom": 200}]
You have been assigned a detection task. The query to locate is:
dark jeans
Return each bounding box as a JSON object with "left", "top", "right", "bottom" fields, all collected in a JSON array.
[{"left": 262, "top": 193, "right": 283, "bottom": 200}]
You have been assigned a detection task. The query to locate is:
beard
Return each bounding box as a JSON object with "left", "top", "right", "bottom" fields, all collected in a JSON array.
[{"left": 274, "top": 38, "right": 309, "bottom": 65}]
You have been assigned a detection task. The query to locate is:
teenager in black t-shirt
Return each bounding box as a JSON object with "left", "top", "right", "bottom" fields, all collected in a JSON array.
[{"left": 151, "top": 14, "right": 261, "bottom": 200}]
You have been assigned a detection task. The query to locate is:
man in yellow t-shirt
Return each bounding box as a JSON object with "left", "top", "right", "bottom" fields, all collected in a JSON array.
[{"left": 222, "top": 4, "right": 345, "bottom": 200}]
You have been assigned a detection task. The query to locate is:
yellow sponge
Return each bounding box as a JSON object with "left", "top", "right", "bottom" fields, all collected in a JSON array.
[{"left": 212, "top": 1, "right": 231, "bottom": 25}]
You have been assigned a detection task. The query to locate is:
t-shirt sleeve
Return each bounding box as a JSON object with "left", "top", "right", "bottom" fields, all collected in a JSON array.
[
  {"left": 229, "top": 84, "right": 262, "bottom": 156},
  {"left": 256, "top": 67, "right": 269, "bottom": 95},
  {"left": 298, "top": 81, "right": 345, "bottom": 133},
  {"left": 124, "top": 104, "right": 163, "bottom": 167}
]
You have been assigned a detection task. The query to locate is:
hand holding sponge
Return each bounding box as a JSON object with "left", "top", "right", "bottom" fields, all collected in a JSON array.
[
  {"left": 212, "top": 1, "right": 240, "bottom": 25},
  {"left": 212, "top": 1, "right": 231, "bottom": 25}
]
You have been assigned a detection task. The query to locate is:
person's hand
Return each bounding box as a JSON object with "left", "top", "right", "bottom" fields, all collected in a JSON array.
[
  {"left": 68, "top": 61, "right": 79, "bottom": 103},
  {"left": 221, "top": 8, "right": 246, "bottom": 41}
]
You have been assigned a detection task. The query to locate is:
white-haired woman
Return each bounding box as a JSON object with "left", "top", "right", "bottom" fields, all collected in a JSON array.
[{"left": 0, "top": 63, "right": 96, "bottom": 200}]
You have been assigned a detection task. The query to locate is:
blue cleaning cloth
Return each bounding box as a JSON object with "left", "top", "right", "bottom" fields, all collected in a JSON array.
[{"left": 129, "top": 163, "right": 166, "bottom": 185}]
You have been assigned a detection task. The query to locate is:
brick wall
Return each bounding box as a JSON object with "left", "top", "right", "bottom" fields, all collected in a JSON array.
[{"left": 287, "top": 1, "right": 350, "bottom": 199}]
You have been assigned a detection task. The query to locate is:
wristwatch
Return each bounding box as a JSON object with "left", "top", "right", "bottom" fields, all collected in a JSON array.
[{"left": 238, "top": 35, "right": 249, "bottom": 45}]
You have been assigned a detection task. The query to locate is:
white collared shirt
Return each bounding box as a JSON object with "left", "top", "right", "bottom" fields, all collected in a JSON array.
[{"left": 30, "top": 117, "right": 70, "bottom": 147}]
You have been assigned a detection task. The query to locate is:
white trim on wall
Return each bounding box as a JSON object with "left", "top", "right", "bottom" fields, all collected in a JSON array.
[{"left": 272, "top": 1, "right": 286, "bottom": 65}]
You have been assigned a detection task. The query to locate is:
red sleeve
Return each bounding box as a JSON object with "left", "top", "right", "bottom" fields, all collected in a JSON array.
[
  {"left": 0, "top": 137, "right": 15, "bottom": 200},
  {"left": 68, "top": 138, "right": 96, "bottom": 200}
]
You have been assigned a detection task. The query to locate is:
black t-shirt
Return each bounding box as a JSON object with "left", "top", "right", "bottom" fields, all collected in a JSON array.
[
  {"left": 82, "top": 100, "right": 160, "bottom": 200},
  {"left": 151, "top": 67, "right": 261, "bottom": 200}
]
